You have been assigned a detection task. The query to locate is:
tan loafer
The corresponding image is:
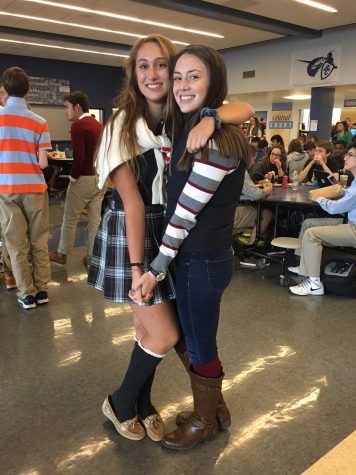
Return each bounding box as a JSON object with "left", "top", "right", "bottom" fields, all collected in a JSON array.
[
  {"left": 139, "top": 413, "right": 165, "bottom": 442},
  {"left": 102, "top": 396, "right": 145, "bottom": 441}
]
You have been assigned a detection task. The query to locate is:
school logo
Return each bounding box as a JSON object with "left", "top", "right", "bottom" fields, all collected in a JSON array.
[{"left": 297, "top": 51, "right": 338, "bottom": 80}]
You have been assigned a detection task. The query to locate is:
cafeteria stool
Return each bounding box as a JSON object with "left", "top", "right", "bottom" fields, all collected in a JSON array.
[{"left": 270, "top": 237, "right": 302, "bottom": 286}]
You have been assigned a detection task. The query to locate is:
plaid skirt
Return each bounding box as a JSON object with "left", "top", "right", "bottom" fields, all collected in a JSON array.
[{"left": 87, "top": 201, "right": 176, "bottom": 305}]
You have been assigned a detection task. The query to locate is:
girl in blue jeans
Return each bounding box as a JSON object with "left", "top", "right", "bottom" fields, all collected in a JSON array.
[{"left": 136, "top": 45, "right": 251, "bottom": 450}]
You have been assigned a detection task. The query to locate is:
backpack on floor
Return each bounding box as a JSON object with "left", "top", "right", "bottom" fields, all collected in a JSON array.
[{"left": 321, "top": 258, "right": 356, "bottom": 297}]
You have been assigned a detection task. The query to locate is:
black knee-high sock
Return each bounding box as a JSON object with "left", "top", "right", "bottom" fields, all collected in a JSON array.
[
  {"left": 137, "top": 370, "right": 157, "bottom": 419},
  {"left": 111, "top": 343, "right": 163, "bottom": 422}
]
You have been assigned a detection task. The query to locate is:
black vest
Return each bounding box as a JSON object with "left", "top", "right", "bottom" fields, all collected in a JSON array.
[{"left": 166, "top": 130, "right": 246, "bottom": 253}]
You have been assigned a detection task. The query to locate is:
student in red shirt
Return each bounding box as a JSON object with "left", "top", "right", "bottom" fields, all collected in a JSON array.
[{"left": 49, "top": 91, "right": 106, "bottom": 267}]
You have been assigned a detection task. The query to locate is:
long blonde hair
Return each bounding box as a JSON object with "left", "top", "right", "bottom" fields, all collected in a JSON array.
[{"left": 100, "top": 34, "right": 176, "bottom": 179}]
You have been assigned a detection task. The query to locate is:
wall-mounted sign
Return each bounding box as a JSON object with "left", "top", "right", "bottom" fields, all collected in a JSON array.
[
  {"left": 344, "top": 99, "right": 356, "bottom": 108},
  {"left": 310, "top": 120, "right": 318, "bottom": 132},
  {"left": 290, "top": 45, "right": 341, "bottom": 86},
  {"left": 269, "top": 121, "right": 293, "bottom": 129},
  {"left": 27, "top": 77, "right": 70, "bottom": 105},
  {"left": 270, "top": 102, "right": 293, "bottom": 142}
]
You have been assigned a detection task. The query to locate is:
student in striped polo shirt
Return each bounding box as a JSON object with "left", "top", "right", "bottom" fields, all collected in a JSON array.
[
  {"left": 137, "top": 45, "right": 251, "bottom": 450},
  {"left": 0, "top": 67, "right": 51, "bottom": 309},
  {"left": 0, "top": 81, "right": 17, "bottom": 290}
]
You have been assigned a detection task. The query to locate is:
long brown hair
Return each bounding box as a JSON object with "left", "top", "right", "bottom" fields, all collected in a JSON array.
[
  {"left": 247, "top": 115, "right": 261, "bottom": 137},
  {"left": 99, "top": 34, "right": 176, "bottom": 178},
  {"left": 167, "top": 45, "right": 251, "bottom": 171},
  {"left": 263, "top": 145, "right": 287, "bottom": 171}
]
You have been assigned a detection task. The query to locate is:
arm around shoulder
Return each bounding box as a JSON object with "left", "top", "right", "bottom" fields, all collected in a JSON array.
[{"left": 216, "top": 102, "right": 255, "bottom": 125}]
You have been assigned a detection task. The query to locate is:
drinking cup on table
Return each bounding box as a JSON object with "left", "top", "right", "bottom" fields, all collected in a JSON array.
[
  {"left": 340, "top": 175, "right": 348, "bottom": 188},
  {"left": 292, "top": 180, "right": 299, "bottom": 191}
]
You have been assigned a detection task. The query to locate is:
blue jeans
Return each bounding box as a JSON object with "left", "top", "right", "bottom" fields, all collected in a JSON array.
[{"left": 175, "top": 248, "right": 234, "bottom": 365}]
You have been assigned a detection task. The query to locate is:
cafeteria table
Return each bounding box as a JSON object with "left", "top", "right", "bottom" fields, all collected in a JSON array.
[{"left": 264, "top": 184, "right": 320, "bottom": 238}]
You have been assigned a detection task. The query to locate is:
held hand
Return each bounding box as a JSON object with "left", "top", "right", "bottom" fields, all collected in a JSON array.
[
  {"left": 266, "top": 171, "right": 275, "bottom": 181},
  {"left": 186, "top": 116, "right": 214, "bottom": 153},
  {"left": 128, "top": 269, "right": 145, "bottom": 305},
  {"left": 128, "top": 285, "right": 144, "bottom": 305},
  {"left": 134, "top": 272, "right": 158, "bottom": 303}
]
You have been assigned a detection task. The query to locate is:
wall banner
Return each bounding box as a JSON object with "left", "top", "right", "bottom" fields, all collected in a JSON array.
[
  {"left": 270, "top": 102, "right": 293, "bottom": 144},
  {"left": 290, "top": 45, "right": 341, "bottom": 86},
  {"left": 27, "top": 77, "right": 70, "bottom": 105}
]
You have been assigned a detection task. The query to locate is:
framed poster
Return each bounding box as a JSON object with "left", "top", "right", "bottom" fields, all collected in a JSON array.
[{"left": 27, "top": 77, "right": 70, "bottom": 105}]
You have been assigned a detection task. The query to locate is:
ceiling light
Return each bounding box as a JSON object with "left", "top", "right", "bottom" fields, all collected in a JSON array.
[
  {"left": 25, "top": 0, "right": 224, "bottom": 38},
  {"left": 283, "top": 94, "right": 312, "bottom": 100},
  {"left": 0, "top": 12, "right": 189, "bottom": 46},
  {"left": 0, "top": 38, "right": 128, "bottom": 58},
  {"left": 295, "top": 0, "right": 337, "bottom": 13}
]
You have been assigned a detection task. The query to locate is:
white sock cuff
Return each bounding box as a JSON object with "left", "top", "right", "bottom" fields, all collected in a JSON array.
[{"left": 138, "top": 339, "right": 165, "bottom": 358}]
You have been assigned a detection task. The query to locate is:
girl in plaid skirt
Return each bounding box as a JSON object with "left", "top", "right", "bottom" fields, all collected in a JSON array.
[
  {"left": 89, "top": 34, "right": 221, "bottom": 444},
  {"left": 89, "top": 34, "right": 253, "bottom": 444}
]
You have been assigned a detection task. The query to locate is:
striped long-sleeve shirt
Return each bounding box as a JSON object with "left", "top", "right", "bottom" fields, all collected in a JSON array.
[
  {"left": 151, "top": 141, "right": 244, "bottom": 273},
  {"left": 0, "top": 97, "right": 51, "bottom": 193}
]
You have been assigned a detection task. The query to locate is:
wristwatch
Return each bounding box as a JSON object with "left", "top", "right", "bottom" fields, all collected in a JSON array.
[
  {"left": 200, "top": 107, "right": 221, "bottom": 130},
  {"left": 149, "top": 267, "right": 166, "bottom": 282}
]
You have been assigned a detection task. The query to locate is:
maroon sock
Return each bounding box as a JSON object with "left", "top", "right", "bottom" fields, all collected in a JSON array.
[
  {"left": 192, "top": 358, "right": 222, "bottom": 378},
  {"left": 174, "top": 343, "right": 187, "bottom": 354}
]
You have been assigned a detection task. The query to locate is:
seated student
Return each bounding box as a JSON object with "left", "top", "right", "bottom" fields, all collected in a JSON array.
[
  {"left": 308, "top": 135, "right": 319, "bottom": 144},
  {"left": 256, "top": 139, "right": 268, "bottom": 162},
  {"left": 286, "top": 138, "right": 309, "bottom": 179},
  {"left": 332, "top": 139, "right": 347, "bottom": 169},
  {"left": 289, "top": 146, "right": 356, "bottom": 296},
  {"left": 298, "top": 141, "right": 339, "bottom": 184},
  {"left": 251, "top": 136, "right": 260, "bottom": 150},
  {"left": 234, "top": 170, "right": 273, "bottom": 267},
  {"left": 249, "top": 145, "right": 287, "bottom": 184},
  {"left": 298, "top": 134, "right": 307, "bottom": 148},
  {"left": 304, "top": 141, "right": 316, "bottom": 160},
  {"left": 270, "top": 134, "right": 285, "bottom": 149}
]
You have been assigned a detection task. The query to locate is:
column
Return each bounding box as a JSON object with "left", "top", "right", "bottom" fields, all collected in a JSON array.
[{"left": 309, "top": 87, "right": 335, "bottom": 140}]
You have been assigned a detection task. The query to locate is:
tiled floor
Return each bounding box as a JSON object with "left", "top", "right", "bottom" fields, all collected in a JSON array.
[{"left": 1, "top": 196, "right": 355, "bottom": 475}]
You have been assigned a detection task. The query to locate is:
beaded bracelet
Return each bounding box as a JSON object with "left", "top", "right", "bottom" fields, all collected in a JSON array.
[{"left": 130, "top": 262, "right": 144, "bottom": 269}]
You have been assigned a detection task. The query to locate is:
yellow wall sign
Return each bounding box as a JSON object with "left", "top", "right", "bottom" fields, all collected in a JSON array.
[{"left": 269, "top": 103, "right": 293, "bottom": 145}]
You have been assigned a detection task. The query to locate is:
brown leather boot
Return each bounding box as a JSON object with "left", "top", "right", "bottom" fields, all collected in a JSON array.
[
  {"left": 161, "top": 371, "right": 222, "bottom": 451},
  {"left": 175, "top": 352, "right": 231, "bottom": 431}
]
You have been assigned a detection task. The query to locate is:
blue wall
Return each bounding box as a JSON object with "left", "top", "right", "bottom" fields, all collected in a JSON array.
[{"left": 0, "top": 54, "right": 125, "bottom": 121}]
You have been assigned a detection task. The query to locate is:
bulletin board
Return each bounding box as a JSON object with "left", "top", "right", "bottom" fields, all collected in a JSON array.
[{"left": 27, "top": 77, "right": 70, "bottom": 105}]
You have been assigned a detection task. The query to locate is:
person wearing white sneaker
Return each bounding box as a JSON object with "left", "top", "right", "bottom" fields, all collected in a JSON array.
[
  {"left": 290, "top": 146, "right": 356, "bottom": 297},
  {"left": 293, "top": 141, "right": 344, "bottom": 265},
  {"left": 288, "top": 266, "right": 300, "bottom": 275},
  {"left": 290, "top": 278, "right": 324, "bottom": 296}
]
